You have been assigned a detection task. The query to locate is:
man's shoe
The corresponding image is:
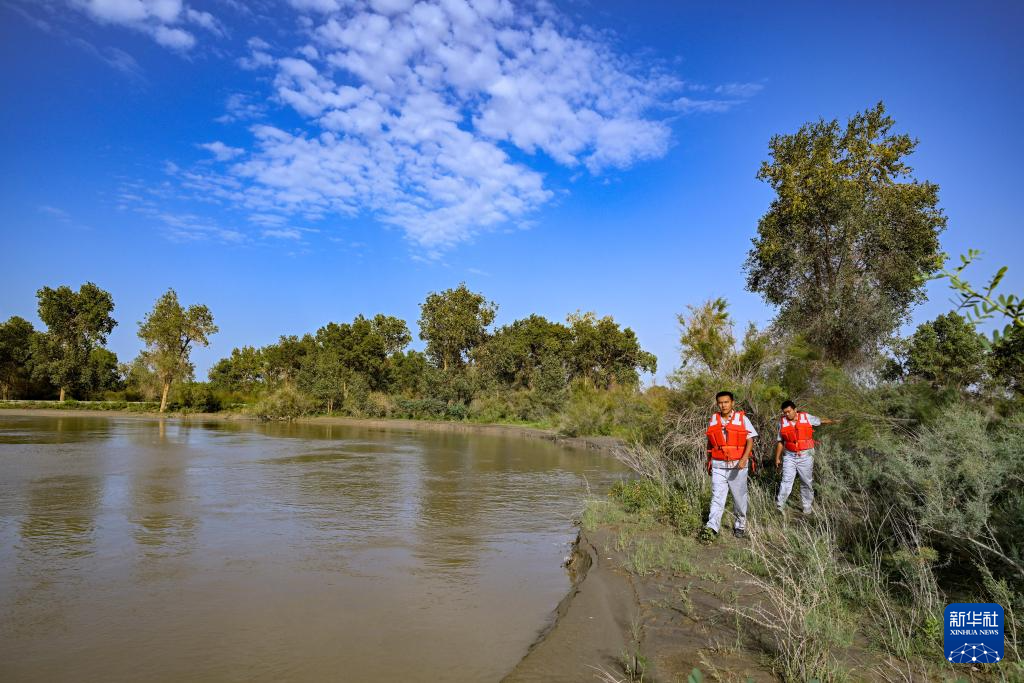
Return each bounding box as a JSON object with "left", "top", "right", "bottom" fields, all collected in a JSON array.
[
  {"left": 698, "top": 527, "right": 717, "bottom": 545},
  {"left": 733, "top": 527, "right": 747, "bottom": 539}
]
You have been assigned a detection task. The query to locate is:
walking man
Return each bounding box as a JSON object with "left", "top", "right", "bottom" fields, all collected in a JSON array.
[
  {"left": 699, "top": 391, "right": 757, "bottom": 544},
  {"left": 774, "top": 400, "right": 839, "bottom": 515}
]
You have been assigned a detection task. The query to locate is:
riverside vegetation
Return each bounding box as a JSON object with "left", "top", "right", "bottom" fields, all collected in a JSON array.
[{"left": 2, "top": 103, "right": 1024, "bottom": 679}]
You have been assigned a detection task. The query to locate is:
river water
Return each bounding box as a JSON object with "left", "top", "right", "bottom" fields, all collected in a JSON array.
[{"left": 0, "top": 415, "right": 626, "bottom": 682}]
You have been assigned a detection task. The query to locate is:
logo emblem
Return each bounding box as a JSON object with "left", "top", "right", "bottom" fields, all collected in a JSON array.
[{"left": 944, "top": 603, "right": 1004, "bottom": 663}]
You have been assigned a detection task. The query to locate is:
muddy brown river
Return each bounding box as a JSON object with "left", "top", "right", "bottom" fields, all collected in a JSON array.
[{"left": 0, "top": 415, "right": 626, "bottom": 682}]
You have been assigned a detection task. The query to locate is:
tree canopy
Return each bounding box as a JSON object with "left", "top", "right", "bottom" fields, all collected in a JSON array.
[
  {"left": 566, "top": 311, "right": 656, "bottom": 388},
  {"left": 138, "top": 289, "right": 217, "bottom": 412},
  {"left": 0, "top": 316, "right": 37, "bottom": 400},
  {"left": 34, "top": 282, "right": 117, "bottom": 401},
  {"left": 418, "top": 283, "right": 497, "bottom": 371},
  {"left": 745, "top": 102, "right": 946, "bottom": 364},
  {"left": 905, "top": 312, "right": 987, "bottom": 390}
]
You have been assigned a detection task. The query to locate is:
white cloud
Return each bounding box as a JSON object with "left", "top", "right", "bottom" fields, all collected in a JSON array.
[
  {"left": 153, "top": 25, "right": 195, "bottom": 48},
  {"left": 157, "top": 1, "right": 763, "bottom": 252},
  {"left": 672, "top": 96, "right": 737, "bottom": 114},
  {"left": 199, "top": 140, "right": 245, "bottom": 160},
  {"left": 238, "top": 36, "right": 276, "bottom": 69},
  {"left": 715, "top": 81, "right": 764, "bottom": 98},
  {"left": 186, "top": 0, "right": 694, "bottom": 249},
  {"left": 67, "top": 0, "right": 220, "bottom": 49},
  {"left": 215, "top": 93, "right": 266, "bottom": 123},
  {"left": 288, "top": 0, "right": 343, "bottom": 13},
  {"left": 262, "top": 228, "right": 303, "bottom": 239}
]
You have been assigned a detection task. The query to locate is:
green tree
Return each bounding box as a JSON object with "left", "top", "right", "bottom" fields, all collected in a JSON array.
[
  {"left": 298, "top": 315, "right": 393, "bottom": 413},
  {"left": 745, "top": 102, "right": 946, "bottom": 363},
  {"left": 370, "top": 314, "right": 412, "bottom": 356},
  {"left": 138, "top": 289, "right": 218, "bottom": 412},
  {"left": 299, "top": 349, "right": 351, "bottom": 414},
  {"left": 0, "top": 316, "right": 37, "bottom": 400},
  {"left": 904, "top": 313, "right": 987, "bottom": 390},
  {"left": 670, "top": 298, "right": 780, "bottom": 398},
  {"left": 208, "top": 346, "right": 265, "bottom": 393},
  {"left": 389, "top": 350, "right": 431, "bottom": 397},
  {"left": 566, "top": 311, "right": 657, "bottom": 388},
  {"left": 34, "top": 282, "right": 117, "bottom": 401},
  {"left": 84, "top": 347, "right": 122, "bottom": 397},
  {"left": 262, "top": 335, "right": 312, "bottom": 386},
  {"left": 474, "top": 314, "right": 571, "bottom": 390},
  {"left": 990, "top": 325, "right": 1024, "bottom": 395},
  {"left": 418, "top": 283, "right": 497, "bottom": 371},
  {"left": 122, "top": 352, "right": 162, "bottom": 401},
  {"left": 675, "top": 299, "right": 735, "bottom": 375}
]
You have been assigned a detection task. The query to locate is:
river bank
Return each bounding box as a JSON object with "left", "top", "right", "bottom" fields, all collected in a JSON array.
[{"left": 506, "top": 523, "right": 775, "bottom": 682}]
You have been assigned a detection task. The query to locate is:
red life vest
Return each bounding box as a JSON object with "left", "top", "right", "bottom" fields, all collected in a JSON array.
[
  {"left": 780, "top": 412, "right": 815, "bottom": 453},
  {"left": 706, "top": 410, "right": 749, "bottom": 461}
]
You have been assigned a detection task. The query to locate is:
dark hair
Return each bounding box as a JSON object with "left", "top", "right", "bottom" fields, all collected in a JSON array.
[
  {"left": 781, "top": 400, "right": 796, "bottom": 410},
  {"left": 715, "top": 391, "right": 734, "bottom": 400}
]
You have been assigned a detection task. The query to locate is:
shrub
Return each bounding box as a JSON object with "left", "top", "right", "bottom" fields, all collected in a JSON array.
[
  {"left": 251, "top": 385, "right": 313, "bottom": 421},
  {"left": 610, "top": 479, "right": 700, "bottom": 533},
  {"left": 169, "top": 381, "right": 222, "bottom": 412},
  {"left": 468, "top": 389, "right": 559, "bottom": 423},
  {"left": 558, "top": 381, "right": 668, "bottom": 442},
  {"left": 362, "top": 392, "right": 395, "bottom": 418}
]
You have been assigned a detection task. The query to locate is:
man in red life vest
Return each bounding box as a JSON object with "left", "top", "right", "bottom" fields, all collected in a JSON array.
[
  {"left": 699, "top": 391, "right": 757, "bottom": 544},
  {"left": 774, "top": 400, "right": 839, "bottom": 515}
]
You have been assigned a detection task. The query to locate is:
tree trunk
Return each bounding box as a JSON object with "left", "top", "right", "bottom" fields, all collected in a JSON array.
[
  {"left": 59, "top": 386, "right": 66, "bottom": 402},
  {"left": 327, "top": 398, "right": 333, "bottom": 415},
  {"left": 160, "top": 381, "right": 170, "bottom": 413}
]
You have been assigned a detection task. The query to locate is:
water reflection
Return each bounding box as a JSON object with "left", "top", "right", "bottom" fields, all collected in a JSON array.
[
  {"left": 129, "top": 464, "right": 197, "bottom": 561},
  {"left": 0, "top": 415, "right": 626, "bottom": 683},
  {"left": 0, "top": 415, "right": 112, "bottom": 444},
  {"left": 19, "top": 474, "right": 103, "bottom": 561},
  {"left": 8, "top": 474, "right": 103, "bottom": 640}
]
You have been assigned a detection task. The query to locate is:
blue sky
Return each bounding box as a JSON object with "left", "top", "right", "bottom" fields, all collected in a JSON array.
[{"left": 2, "top": 0, "right": 1023, "bottom": 381}]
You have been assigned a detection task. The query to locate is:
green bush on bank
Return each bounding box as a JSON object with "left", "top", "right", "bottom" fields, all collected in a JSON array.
[
  {"left": 558, "top": 381, "right": 669, "bottom": 443},
  {"left": 251, "top": 386, "right": 313, "bottom": 421},
  {"left": 610, "top": 479, "right": 700, "bottom": 533}
]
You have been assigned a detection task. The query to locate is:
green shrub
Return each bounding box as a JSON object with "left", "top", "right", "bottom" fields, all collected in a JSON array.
[
  {"left": 557, "top": 381, "right": 668, "bottom": 442},
  {"left": 468, "top": 389, "right": 559, "bottom": 423},
  {"left": 362, "top": 392, "right": 395, "bottom": 418},
  {"left": 169, "top": 382, "right": 222, "bottom": 412},
  {"left": 252, "top": 385, "right": 313, "bottom": 421},
  {"left": 610, "top": 479, "right": 700, "bottom": 532}
]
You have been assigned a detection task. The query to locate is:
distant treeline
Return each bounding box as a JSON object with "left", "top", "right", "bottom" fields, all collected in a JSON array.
[{"left": 0, "top": 282, "right": 667, "bottom": 435}]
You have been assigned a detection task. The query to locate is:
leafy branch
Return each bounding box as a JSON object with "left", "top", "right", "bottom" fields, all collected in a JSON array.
[{"left": 932, "top": 249, "right": 1024, "bottom": 343}]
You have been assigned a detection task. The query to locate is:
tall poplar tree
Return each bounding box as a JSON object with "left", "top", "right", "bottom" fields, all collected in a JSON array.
[
  {"left": 745, "top": 102, "right": 946, "bottom": 363},
  {"left": 138, "top": 289, "right": 218, "bottom": 412}
]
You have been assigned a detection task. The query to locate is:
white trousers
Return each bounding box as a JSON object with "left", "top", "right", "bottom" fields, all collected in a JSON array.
[
  {"left": 776, "top": 453, "right": 814, "bottom": 512},
  {"left": 705, "top": 466, "right": 748, "bottom": 532}
]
